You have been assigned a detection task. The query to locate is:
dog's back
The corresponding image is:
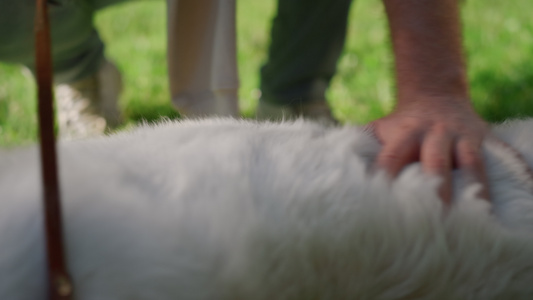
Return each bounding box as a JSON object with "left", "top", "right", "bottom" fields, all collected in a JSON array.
[{"left": 1, "top": 119, "right": 533, "bottom": 299}]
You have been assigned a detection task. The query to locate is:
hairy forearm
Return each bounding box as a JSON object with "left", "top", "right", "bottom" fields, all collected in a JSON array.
[{"left": 383, "top": 0, "right": 470, "bottom": 105}]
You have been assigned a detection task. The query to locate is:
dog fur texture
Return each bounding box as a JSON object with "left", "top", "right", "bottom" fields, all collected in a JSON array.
[{"left": 1, "top": 118, "right": 533, "bottom": 300}]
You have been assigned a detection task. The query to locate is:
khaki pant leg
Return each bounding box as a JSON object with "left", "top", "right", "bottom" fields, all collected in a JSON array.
[{"left": 166, "top": 0, "right": 239, "bottom": 117}]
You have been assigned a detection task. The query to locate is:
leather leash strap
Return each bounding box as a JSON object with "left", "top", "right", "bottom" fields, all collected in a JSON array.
[{"left": 34, "top": 0, "right": 74, "bottom": 299}]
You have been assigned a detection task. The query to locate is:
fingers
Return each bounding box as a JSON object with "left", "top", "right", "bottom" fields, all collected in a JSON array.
[
  {"left": 371, "top": 115, "right": 490, "bottom": 205},
  {"left": 374, "top": 125, "right": 488, "bottom": 204},
  {"left": 455, "top": 137, "right": 489, "bottom": 201},
  {"left": 375, "top": 131, "right": 420, "bottom": 177},
  {"left": 420, "top": 126, "right": 453, "bottom": 205}
]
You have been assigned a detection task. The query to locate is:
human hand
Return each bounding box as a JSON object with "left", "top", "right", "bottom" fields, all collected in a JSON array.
[{"left": 369, "top": 98, "right": 490, "bottom": 204}]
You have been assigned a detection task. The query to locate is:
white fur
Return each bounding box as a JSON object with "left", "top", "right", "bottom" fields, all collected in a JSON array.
[{"left": 1, "top": 118, "right": 533, "bottom": 300}]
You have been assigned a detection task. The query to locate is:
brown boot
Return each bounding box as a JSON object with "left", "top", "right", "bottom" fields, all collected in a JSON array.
[{"left": 56, "top": 59, "right": 123, "bottom": 139}]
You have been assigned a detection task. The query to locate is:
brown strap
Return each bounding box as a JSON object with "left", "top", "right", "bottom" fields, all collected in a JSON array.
[{"left": 34, "top": 0, "right": 74, "bottom": 299}]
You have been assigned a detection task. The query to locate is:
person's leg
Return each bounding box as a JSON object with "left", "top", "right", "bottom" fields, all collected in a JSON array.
[
  {"left": 0, "top": 0, "right": 126, "bottom": 138},
  {"left": 50, "top": 0, "right": 128, "bottom": 139},
  {"left": 257, "top": 0, "right": 353, "bottom": 123},
  {"left": 166, "top": 0, "right": 239, "bottom": 117},
  {"left": 0, "top": 0, "right": 106, "bottom": 83}
]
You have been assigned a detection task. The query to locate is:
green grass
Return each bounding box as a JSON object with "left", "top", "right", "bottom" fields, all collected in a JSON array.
[{"left": 2, "top": 0, "right": 533, "bottom": 146}]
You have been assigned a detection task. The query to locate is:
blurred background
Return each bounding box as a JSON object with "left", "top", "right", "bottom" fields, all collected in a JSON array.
[{"left": 1, "top": 0, "right": 533, "bottom": 146}]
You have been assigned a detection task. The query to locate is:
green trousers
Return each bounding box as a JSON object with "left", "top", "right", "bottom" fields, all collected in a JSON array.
[
  {"left": 0, "top": 0, "right": 125, "bottom": 83},
  {"left": 260, "top": 0, "right": 353, "bottom": 105}
]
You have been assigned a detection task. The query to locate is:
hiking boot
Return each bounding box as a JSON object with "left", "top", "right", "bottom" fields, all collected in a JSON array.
[{"left": 56, "top": 58, "right": 123, "bottom": 139}]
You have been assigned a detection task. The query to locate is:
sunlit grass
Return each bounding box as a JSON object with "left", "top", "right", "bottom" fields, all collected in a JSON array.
[{"left": 2, "top": 0, "right": 533, "bottom": 146}]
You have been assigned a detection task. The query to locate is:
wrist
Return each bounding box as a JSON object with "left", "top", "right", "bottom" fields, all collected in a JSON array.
[
  {"left": 394, "top": 94, "right": 476, "bottom": 117},
  {"left": 395, "top": 64, "right": 470, "bottom": 103}
]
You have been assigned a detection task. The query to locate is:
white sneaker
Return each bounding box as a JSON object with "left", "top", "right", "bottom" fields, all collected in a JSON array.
[{"left": 56, "top": 59, "right": 123, "bottom": 139}]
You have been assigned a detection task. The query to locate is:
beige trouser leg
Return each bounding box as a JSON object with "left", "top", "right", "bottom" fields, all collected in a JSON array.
[{"left": 166, "top": 0, "right": 239, "bottom": 117}]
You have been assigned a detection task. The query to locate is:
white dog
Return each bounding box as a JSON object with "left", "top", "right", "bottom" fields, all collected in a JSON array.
[{"left": 1, "top": 118, "right": 533, "bottom": 300}]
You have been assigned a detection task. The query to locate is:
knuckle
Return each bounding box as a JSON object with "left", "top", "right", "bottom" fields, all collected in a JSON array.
[
  {"left": 460, "top": 149, "right": 482, "bottom": 168},
  {"left": 399, "top": 118, "right": 422, "bottom": 131},
  {"left": 400, "top": 122, "right": 415, "bottom": 131},
  {"left": 378, "top": 151, "right": 403, "bottom": 165},
  {"left": 426, "top": 156, "right": 450, "bottom": 172},
  {"left": 431, "top": 123, "right": 449, "bottom": 135}
]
